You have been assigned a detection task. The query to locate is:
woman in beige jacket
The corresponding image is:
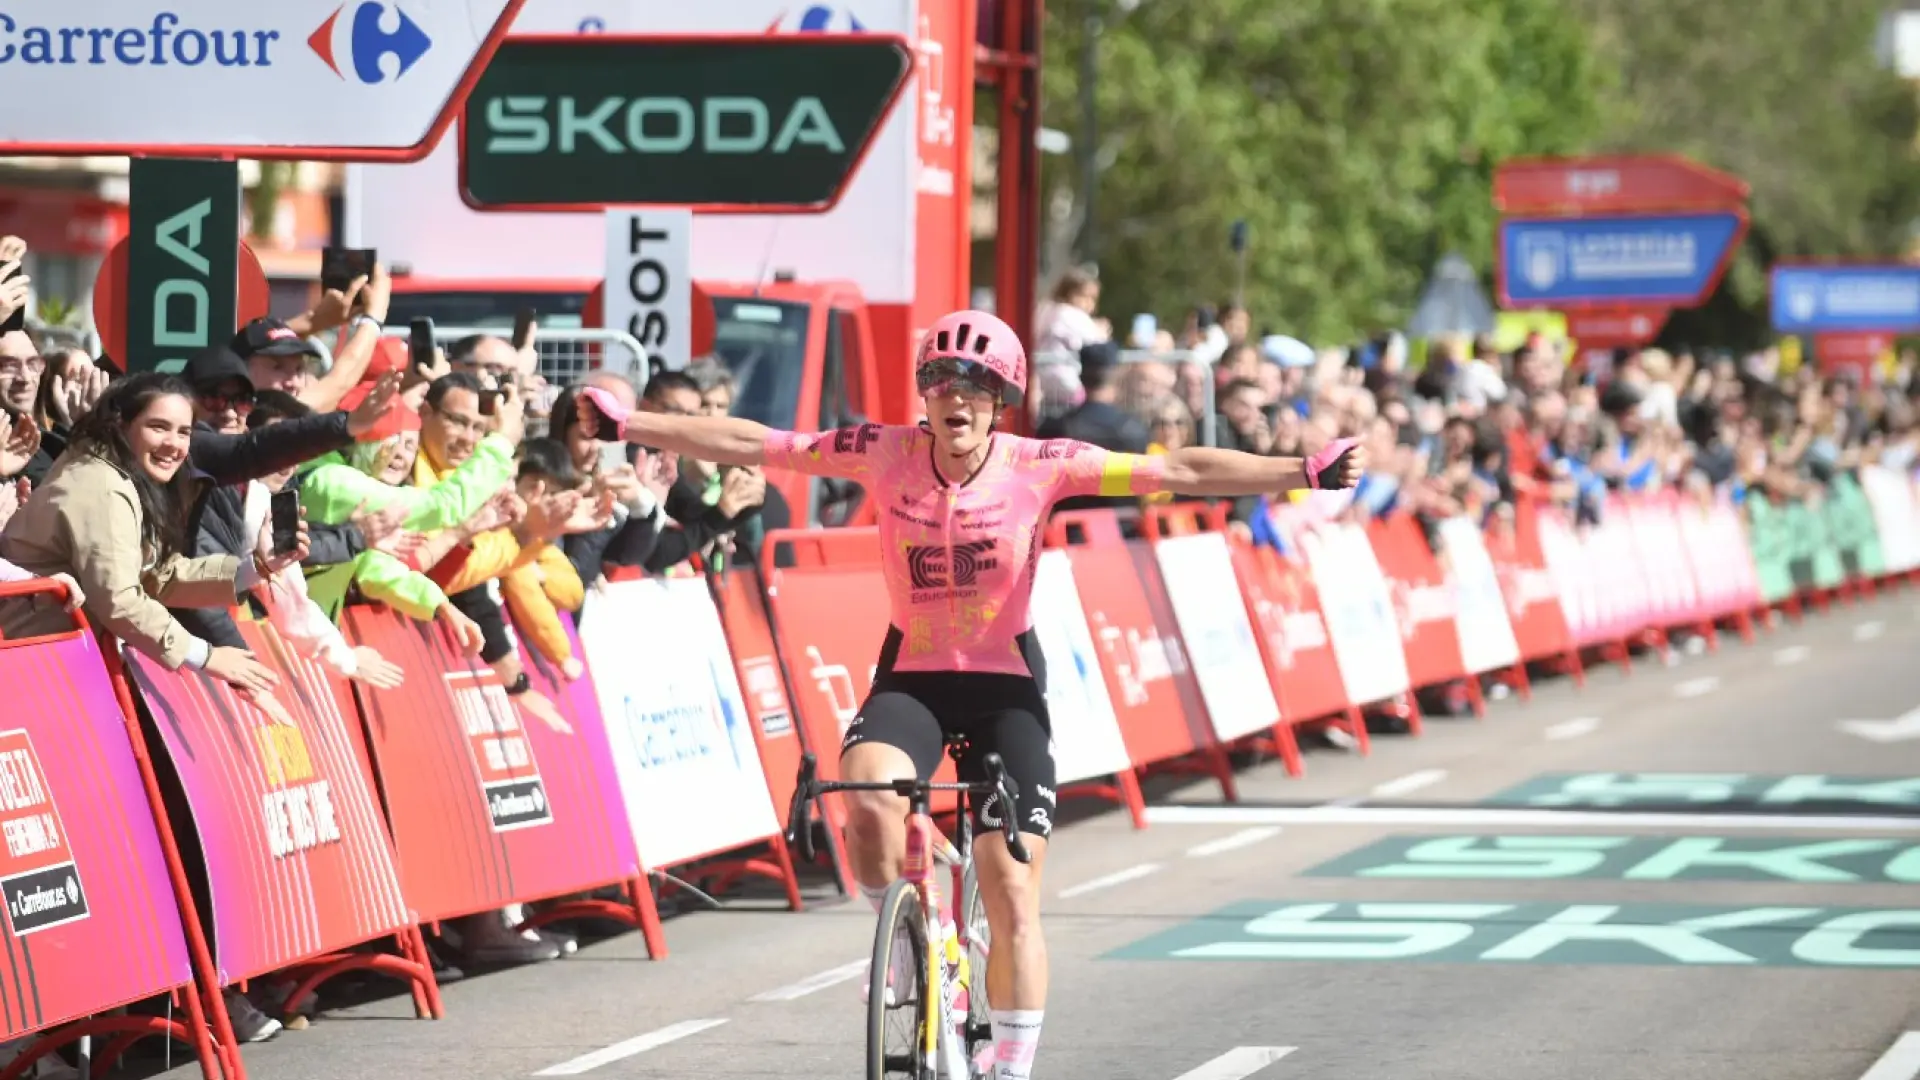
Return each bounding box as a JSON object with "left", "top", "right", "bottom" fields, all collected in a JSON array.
[{"left": 0, "top": 373, "right": 299, "bottom": 691}]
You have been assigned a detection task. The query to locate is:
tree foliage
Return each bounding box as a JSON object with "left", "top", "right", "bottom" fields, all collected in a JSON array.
[{"left": 1042, "top": 0, "right": 1920, "bottom": 348}]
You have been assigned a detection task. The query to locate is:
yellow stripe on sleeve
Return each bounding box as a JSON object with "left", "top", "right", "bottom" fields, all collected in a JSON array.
[{"left": 1098, "top": 454, "right": 1138, "bottom": 497}]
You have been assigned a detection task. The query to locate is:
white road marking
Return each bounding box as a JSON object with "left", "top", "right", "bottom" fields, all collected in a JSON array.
[
  {"left": 748, "top": 959, "right": 867, "bottom": 1002},
  {"left": 1142, "top": 804, "right": 1920, "bottom": 833},
  {"left": 533, "top": 1019, "right": 729, "bottom": 1076},
  {"left": 1544, "top": 717, "right": 1601, "bottom": 741},
  {"left": 1370, "top": 769, "right": 1448, "bottom": 798},
  {"left": 1855, "top": 620, "right": 1886, "bottom": 642},
  {"left": 1171, "top": 1046, "right": 1298, "bottom": 1080},
  {"left": 1773, "top": 645, "right": 1812, "bottom": 665},
  {"left": 1839, "top": 708, "right": 1920, "bottom": 744},
  {"left": 1674, "top": 676, "right": 1721, "bottom": 698},
  {"left": 1186, "top": 826, "right": 1284, "bottom": 858},
  {"left": 1859, "top": 1032, "right": 1920, "bottom": 1080},
  {"left": 1058, "top": 862, "right": 1162, "bottom": 899}
]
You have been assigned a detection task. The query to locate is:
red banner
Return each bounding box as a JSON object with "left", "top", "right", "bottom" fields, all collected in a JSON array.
[
  {"left": 1484, "top": 504, "right": 1574, "bottom": 663},
  {"left": 128, "top": 620, "right": 412, "bottom": 982},
  {"left": 342, "top": 607, "right": 638, "bottom": 923},
  {"left": 1565, "top": 307, "right": 1669, "bottom": 348},
  {"left": 0, "top": 619, "right": 193, "bottom": 1037},
  {"left": 1814, "top": 332, "right": 1892, "bottom": 378},
  {"left": 712, "top": 569, "right": 807, "bottom": 827},
  {"left": 1494, "top": 154, "right": 1748, "bottom": 215},
  {"left": 1233, "top": 543, "right": 1349, "bottom": 726},
  {"left": 1367, "top": 514, "right": 1471, "bottom": 693}
]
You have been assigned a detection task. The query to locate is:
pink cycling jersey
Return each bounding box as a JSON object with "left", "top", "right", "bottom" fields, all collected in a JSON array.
[{"left": 763, "top": 424, "right": 1166, "bottom": 676}]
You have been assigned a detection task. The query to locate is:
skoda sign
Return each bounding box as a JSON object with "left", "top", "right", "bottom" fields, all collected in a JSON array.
[{"left": 459, "top": 34, "right": 914, "bottom": 212}]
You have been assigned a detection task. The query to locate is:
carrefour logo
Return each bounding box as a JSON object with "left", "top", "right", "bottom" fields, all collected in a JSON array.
[
  {"left": 765, "top": 5, "right": 868, "bottom": 32},
  {"left": 308, "top": 1, "right": 429, "bottom": 84}
]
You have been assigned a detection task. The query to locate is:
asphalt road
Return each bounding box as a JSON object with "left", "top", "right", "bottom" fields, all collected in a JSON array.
[{"left": 153, "top": 591, "right": 1920, "bottom": 1080}]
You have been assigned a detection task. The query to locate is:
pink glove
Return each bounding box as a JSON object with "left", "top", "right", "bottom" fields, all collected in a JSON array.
[
  {"left": 578, "top": 386, "right": 631, "bottom": 442},
  {"left": 1305, "top": 437, "right": 1362, "bottom": 491}
]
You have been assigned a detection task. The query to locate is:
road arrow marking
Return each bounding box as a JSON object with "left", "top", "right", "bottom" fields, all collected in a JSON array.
[{"left": 1839, "top": 708, "right": 1920, "bottom": 743}]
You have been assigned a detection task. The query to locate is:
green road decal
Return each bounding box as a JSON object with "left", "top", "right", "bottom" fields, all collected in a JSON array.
[
  {"left": 1489, "top": 773, "right": 1920, "bottom": 810},
  {"left": 1304, "top": 835, "right": 1920, "bottom": 883},
  {"left": 1106, "top": 902, "right": 1920, "bottom": 967}
]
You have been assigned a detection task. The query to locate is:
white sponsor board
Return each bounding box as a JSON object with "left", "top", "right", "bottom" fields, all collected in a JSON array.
[
  {"left": 1151, "top": 534, "right": 1278, "bottom": 741},
  {"left": 603, "top": 209, "right": 692, "bottom": 372},
  {"left": 1436, "top": 517, "right": 1521, "bottom": 675},
  {"left": 1299, "top": 522, "right": 1411, "bottom": 707},
  {"left": 0, "top": 0, "right": 522, "bottom": 155},
  {"left": 1028, "top": 551, "right": 1133, "bottom": 784},
  {"left": 349, "top": 0, "right": 919, "bottom": 297},
  {"left": 579, "top": 578, "right": 779, "bottom": 869}
]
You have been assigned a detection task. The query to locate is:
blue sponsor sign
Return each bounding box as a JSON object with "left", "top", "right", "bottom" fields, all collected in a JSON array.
[
  {"left": 1770, "top": 265, "right": 1920, "bottom": 334},
  {"left": 1498, "top": 212, "right": 1745, "bottom": 309}
]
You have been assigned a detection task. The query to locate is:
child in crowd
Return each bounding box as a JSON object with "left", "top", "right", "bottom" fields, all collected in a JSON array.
[{"left": 501, "top": 439, "right": 593, "bottom": 680}]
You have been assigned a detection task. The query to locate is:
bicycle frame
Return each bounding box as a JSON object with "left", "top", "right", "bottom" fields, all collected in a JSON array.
[{"left": 899, "top": 761, "right": 976, "bottom": 1077}]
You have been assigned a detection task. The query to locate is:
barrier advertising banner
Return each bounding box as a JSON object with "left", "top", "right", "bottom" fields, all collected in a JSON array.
[
  {"left": 129, "top": 621, "right": 411, "bottom": 982},
  {"left": 580, "top": 579, "right": 782, "bottom": 870},
  {"left": 1298, "top": 522, "right": 1411, "bottom": 707},
  {"left": 1232, "top": 542, "right": 1349, "bottom": 725},
  {"left": 1436, "top": 517, "right": 1522, "bottom": 675},
  {"left": 1151, "top": 534, "right": 1280, "bottom": 741},
  {"left": 0, "top": 627, "right": 192, "bottom": 1038},
  {"left": 709, "top": 570, "right": 808, "bottom": 831},
  {"left": 1028, "top": 552, "right": 1134, "bottom": 785},
  {"left": 344, "top": 608, "right": 637, "bottom": 922},
  {"left": 1051, "top": 526, "right": 1208, "bottom": 771}
]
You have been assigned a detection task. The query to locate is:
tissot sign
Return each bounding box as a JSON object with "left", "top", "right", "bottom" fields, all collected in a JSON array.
[
  {"left": 459, "top": 34, "right": 915, "bottom": 212},
  {"left": 0, "top": 0, "right": 527, "bottom": 159}
]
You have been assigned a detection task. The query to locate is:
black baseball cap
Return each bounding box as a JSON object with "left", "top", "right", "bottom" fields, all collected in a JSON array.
[{"left": 231, "top": 317, "right": 321, "bottom": 361}]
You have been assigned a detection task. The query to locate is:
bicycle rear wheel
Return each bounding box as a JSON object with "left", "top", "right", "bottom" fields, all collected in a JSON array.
[{"left": 869, "top": 879, "right": 933, "bottom": 1080}]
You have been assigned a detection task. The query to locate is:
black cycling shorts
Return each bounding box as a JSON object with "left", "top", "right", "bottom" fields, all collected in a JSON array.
[{"left": 840, "top": 626, "right": 1057, "bottom": 840}]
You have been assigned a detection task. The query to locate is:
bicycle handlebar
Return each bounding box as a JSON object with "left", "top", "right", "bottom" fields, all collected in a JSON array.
[{"left": 782, "top": 751, "right": 1033, "bottom": 867}]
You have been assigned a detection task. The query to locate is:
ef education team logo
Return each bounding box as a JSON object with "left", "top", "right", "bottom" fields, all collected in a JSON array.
[{"left": 308, "top": 1, "right": 430, "bottom": 84}]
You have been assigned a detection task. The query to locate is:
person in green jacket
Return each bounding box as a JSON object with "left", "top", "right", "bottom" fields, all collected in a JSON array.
[{"left": 294, "top": 385, "right": 524, "bottom": 632}]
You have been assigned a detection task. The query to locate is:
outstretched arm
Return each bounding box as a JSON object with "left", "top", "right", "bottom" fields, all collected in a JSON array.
[
  {"left": 1161, "top": 439, "right": 1366, "bottom": 498},
  {"left": 581, "top": 387, "right": 766, "bottom": 466}
]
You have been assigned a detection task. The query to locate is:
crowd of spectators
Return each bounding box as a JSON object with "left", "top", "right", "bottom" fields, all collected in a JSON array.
[
  {"left": 0, "top": 237, "right": 769, "bottom": 1066},
  {"left": 1031, "top": 271, "right": 1920, "bottom": 543}
]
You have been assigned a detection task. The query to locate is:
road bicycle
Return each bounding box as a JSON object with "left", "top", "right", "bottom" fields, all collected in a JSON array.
[{"left": 787, "top": 738, "right": 1032, "bottom": 1080}]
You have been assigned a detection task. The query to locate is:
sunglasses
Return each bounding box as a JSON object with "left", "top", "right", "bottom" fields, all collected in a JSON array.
[
  {"left": 198, "top": 387, "right": 255, "bottom": 411},
  {"left": 916, "top": 357, "right": 1006, "bottom": 400}
]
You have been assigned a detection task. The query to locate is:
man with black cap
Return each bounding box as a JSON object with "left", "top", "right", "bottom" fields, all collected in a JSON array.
[
  {"left": 235, "top": 263, "right": 392, "bottom": 412},
  {"left": 171, "top": 342, "right": 402, "bottom": 652},
  {"left": 1037, "top": 340, "right": 1151, "bottom": 512}
]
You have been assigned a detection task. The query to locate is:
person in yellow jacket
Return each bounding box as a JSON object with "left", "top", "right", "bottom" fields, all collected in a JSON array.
[{"left": 499, "top": 439, "right": 588, "bottom": 680}]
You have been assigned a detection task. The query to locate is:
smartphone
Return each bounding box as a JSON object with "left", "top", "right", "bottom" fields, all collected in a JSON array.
[
  {"left": 511, "top": 306, "right": 536, "bottom": 351},
  {"left": 408, "top": 317, "right": 435, "bottom": 375},
  {"left": 597, "top": 442, "right": 628, "bottom": 474},
  {"left": 320, "top": 247, "right": 376, "bottom": 294},
  {"left": 269, "top": 488, "right": 301, "bottom": 556},
  {"left": 0, "top": 263, "right": 23, "bottom": 335}
]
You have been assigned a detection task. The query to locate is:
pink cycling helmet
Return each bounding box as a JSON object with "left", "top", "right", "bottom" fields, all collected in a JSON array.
[{"left": 915, "top": 309, "right": 1027, "bottom": 406}]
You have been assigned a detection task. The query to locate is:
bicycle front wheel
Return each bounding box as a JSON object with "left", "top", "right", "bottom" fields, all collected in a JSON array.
[{"left": 868, "top": 879, "right": 932, "bottom": 1080}]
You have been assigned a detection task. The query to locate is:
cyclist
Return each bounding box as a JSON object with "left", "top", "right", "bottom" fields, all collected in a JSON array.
[{"left": 580, "top": 310, "right": 1363, "bottom": 1080}]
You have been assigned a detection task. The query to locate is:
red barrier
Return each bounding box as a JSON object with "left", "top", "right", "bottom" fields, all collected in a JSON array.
[
  {"left": 1483, "top": 503, "right": 1582, "bottom": 684},
  {"left": 759, "top": 528, "right": 962, "bottom": 832},
  {"left": 1044, "top": 511, "right": 1232, "bottom": 800},
  {"left": 341, "top": 607, "right": 648, "bottom": 944},
  {"left": 1367, "top": 514, "right": 1481, "bottom": 714},
  {"left": 126, "top": 619, "right": 426, "bottom": 1012},
  {"left": 0, "top": 584, "right": 227, "bottom": 1080},
  {"left": 1232, "top": 541, "right": 1367, "bottom": 755},
  {"left": 686, "top": 570, "right": 806, "bottom": 909}
]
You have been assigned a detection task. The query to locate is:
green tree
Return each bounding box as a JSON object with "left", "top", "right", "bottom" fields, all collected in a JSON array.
[
  {"left": 1573, "top": 0, "right": 1920, "bottom": 349},
  {"left": 1042, "top": 0, "right": 1611, "bottom": 343}
]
